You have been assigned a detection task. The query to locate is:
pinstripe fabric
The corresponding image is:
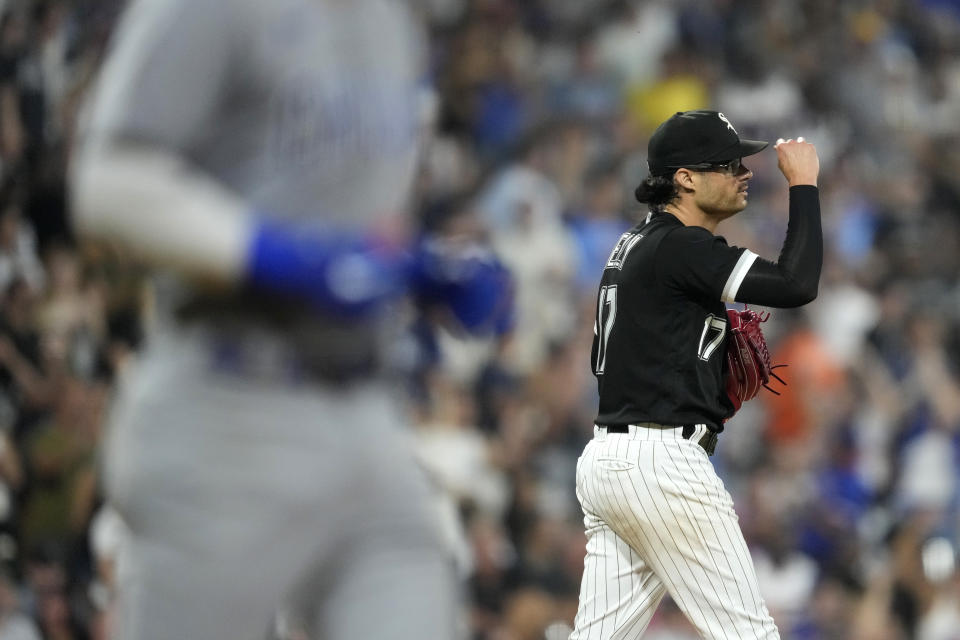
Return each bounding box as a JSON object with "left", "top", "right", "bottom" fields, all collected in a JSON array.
[{"left": 570, "top": 426, "right": 779, "bottom": 639}]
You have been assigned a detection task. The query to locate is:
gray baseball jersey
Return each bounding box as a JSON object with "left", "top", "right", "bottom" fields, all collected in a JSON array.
[
  {"left": 86, "top": 0, "right": 421, "bottom": 225},
  {"left": 77, "top": 1, "right": 456, "bottom": 639}
]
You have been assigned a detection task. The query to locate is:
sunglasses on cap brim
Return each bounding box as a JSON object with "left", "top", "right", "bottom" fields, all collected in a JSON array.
[{"left": 678, "top": 158, "right": 744, "bottom": 175}]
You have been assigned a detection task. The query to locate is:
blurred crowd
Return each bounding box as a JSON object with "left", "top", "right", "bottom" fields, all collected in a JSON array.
[{"left": 0, "top": 0, "right": 953, "bottom": 638}]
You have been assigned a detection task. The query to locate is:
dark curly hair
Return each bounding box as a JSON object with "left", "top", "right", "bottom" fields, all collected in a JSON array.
[{"left": 633, "top": 175, "right": 678, "bottom": 213}]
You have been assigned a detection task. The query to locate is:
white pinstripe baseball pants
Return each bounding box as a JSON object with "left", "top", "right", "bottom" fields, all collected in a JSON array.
[{"left": 570, "top": 425, "right": 779, "bottom": 639}]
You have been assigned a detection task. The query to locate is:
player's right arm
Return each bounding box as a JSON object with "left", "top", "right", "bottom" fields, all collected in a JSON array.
[
  {"left": 733, "top": 138, "right": 822, "bottom": 308},
  {"left": 655, "top": 139, "right": 821, "bottom": 309},
  {"left": 72, "top": 142, "right": 511, "bottom": 328}
]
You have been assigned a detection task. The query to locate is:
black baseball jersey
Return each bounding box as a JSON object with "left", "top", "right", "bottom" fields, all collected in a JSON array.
[{"left": 591, "top": 213, "right": 758, "bottom": 430}]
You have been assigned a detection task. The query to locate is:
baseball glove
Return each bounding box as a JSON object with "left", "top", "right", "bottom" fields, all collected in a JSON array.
[{"left": 724, "top": 308, "right": 786, "bottom": 414}]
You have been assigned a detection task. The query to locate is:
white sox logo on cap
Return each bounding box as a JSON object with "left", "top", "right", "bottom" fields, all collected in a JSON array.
[{"left": 718, "top": 112, "right": 737, "bottom": 134}]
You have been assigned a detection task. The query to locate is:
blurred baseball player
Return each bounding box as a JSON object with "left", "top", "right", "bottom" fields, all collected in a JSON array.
[
  {"left": 68, "top": 1, "right": 511, "bottom": 639},
  {"left": 571, "top": 111, "right": 822, "bottom": 639}
]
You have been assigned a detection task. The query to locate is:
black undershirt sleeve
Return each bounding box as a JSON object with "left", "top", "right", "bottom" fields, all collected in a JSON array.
[{"left": 736, "top": 185, "right": 822, "bottom": 308}]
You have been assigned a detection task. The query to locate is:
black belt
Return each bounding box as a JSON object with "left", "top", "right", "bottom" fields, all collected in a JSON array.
[
  {"left": 177, "top": 297, "right": 382, "bottom": 386},
  {"left": 603, "top": 424, "right": 719, "bottom": 456}
]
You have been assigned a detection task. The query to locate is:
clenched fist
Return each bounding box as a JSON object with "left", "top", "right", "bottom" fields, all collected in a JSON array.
[{"left": 775, "top": 137, "right": 819, "bottom": 187}]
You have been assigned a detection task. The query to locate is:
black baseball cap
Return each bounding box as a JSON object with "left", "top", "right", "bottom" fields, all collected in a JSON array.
[{"left": 647, "top": 110, "right": 768, "bottom": 177}]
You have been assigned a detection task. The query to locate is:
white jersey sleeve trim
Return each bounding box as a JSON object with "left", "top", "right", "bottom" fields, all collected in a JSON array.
[{"left": 721, "top": 249, "right": 758, "bottom": 303}]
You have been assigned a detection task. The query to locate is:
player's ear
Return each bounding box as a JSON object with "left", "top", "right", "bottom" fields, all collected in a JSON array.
[{"left": 673, "top": 168, "right": 697, "bottom": 192}]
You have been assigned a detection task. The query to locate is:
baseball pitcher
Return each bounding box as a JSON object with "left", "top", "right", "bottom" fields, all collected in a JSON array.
[{"left": 572, "top": 110, "right": 821, "bottom": 639}]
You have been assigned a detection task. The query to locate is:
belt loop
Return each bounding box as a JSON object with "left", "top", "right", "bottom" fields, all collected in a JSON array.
[
  {"left": 681, "top": 424, "right": 694, "bottom": 440},
  {"left": 702, "top": 430, "right": 718, "bottom": 456}
]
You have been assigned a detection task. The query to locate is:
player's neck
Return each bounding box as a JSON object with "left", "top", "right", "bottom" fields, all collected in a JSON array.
[{"left": 663, "top": 202, "right": 720, "bottom": 234}]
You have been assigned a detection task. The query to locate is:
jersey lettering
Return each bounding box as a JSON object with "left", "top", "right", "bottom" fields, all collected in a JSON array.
[{"left": 604, "top": 233, "right": 643, "bottom": 270}]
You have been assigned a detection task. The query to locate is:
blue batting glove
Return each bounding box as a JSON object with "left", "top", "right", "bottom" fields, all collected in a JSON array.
[
  {"left": 410, "top": 237, "right": 515, "bottom": 336},
  {"left": 246, "top": 220, "right": 409, "bottom": 317}
]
